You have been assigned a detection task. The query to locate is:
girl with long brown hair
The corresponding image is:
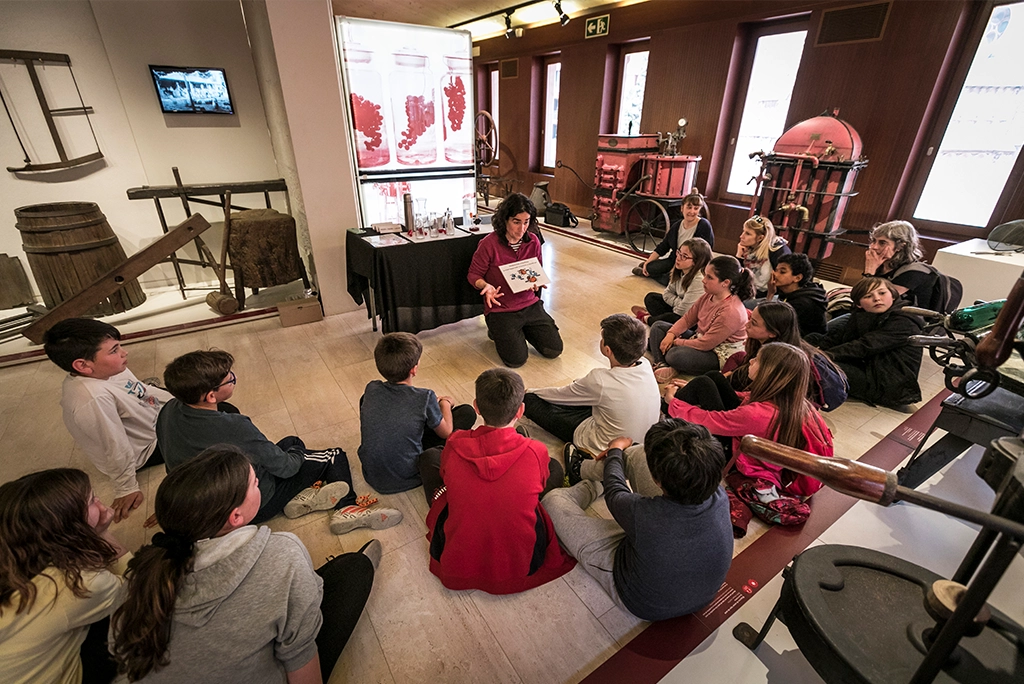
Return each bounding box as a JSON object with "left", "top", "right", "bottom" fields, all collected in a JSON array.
[
  {"left": 633, "top": 190, "right": 715, "bottom": 284},
  {"left": 666, "top": 342, "right": 833, "bottom": 534},
  {"left": 631, "top": 237, "right": 713, "bottom": 326},
  {"left": 111, "top": 446, "right": 379, "bottom": 683},
  {"left": 0, "top": 469, "right": 129, "bottom": 684}
]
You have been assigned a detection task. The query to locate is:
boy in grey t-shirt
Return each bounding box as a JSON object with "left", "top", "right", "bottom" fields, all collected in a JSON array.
[{"left": 358, "top": 333, "right": 476, "bottom": 494}]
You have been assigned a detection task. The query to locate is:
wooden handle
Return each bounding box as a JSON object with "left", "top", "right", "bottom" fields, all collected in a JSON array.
[
  {"left": 975, "top": 270, "right": 1024, "bottom": 369},
  {"left": 740, "top": 436, "right": 898, "bottom": 505}
]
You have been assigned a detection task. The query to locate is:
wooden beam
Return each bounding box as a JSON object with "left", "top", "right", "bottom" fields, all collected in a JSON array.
[
  {"left": 21, "top": 214, "right": 212, "bottom": 344},
  {"left": 126, "top": 179, "right": 288, "bottom": 200}
]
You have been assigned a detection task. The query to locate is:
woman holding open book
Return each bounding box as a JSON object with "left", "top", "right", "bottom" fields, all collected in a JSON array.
[{"left": 468, "top": 193, "right": 563, "bottom": 368}]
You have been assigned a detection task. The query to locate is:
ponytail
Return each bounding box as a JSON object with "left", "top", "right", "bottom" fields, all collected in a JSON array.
[
  {"left": 708, "top": 255, "right": 755, "bottom": 301},
  {"left": 112, "top": 446, "right": 250, "bottom": 681}
]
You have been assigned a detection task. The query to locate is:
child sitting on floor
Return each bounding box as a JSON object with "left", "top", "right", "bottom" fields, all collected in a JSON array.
[
  {"left": 666, "top": 342, "right": 834, "bottom": 536},
  {"left": 422, "top": 368, "right": 575, "bottom": 594},
  {"left": 544, "top": 419, "right": 733, "bottom": 621},
  {"left": 736, "top": 215, "right": 791, "bottom": 299},
  {"left": 767, "top": 253, "right": 827, "bottom": 336},
  {"left": 806, "top": 277, "right": 924, "bottom": 408},
  {"left": 630, "top": 237, "right": 712, "bottom": 326},
  {"left": 523, "top": 314, "right": 661, "bottom": 460},
  {"left": 358, "top": 332, "right": 476, "bottom": 495},
  {"left": 44, "top": 318, "right": 173, "bottom": 523},
  {"left": 156, "top": 350, "right": 400, "bottom": 534}
]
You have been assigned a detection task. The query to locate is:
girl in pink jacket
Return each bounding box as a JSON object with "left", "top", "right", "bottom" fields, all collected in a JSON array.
[{"left": 666, "top": 341, "right": 833, "bottom": 534}]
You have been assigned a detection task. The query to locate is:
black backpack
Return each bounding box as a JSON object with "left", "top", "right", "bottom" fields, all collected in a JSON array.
[{"left": 892, "top": 262, "right": 963, "bottom": 314}]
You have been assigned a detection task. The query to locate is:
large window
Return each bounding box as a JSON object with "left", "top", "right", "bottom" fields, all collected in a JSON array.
[
  {"left": 542, "top": 59, "right": 561, "bottom": 169},
  {"left": 489, "top": 65, "right": 500, "bottom": 148},
  {"left": 616, "top": 48, "right": 649, "bottom": 135},
  {"left": 914, "top": 2, "right": 1024, "bottom": 228},
  {"left": 724, "top": 26, "right": 808, "bottom": 196}
]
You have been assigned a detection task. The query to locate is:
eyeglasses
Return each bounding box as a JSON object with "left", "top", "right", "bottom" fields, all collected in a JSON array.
[
  {"left": 214, "top": 371, "right": 236, "bottom": 390},
  {"left": 676, "top": 252, "right": 693, "bottom": 261}
]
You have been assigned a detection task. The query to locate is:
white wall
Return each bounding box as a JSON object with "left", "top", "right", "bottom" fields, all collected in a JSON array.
[
  {"left": 0, "top": 0, "right": 281, "bottom": 293},
  {"left": 263, "top": 0, "right": 360, "bottom": 316}
]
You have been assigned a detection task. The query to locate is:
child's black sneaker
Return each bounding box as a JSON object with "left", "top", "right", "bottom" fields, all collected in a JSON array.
[{"left": 563, "top": 443, "right": 589, "bottom": 486}]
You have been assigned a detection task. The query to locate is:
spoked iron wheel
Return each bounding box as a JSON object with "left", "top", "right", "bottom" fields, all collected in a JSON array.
[{"left": 624, "top": 199, "right": 669, "bottom": 255}]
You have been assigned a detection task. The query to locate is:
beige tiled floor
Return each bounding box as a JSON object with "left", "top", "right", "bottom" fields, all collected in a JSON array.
[{"left": 0, "top": 230, "right": 944, "bottom": 683}]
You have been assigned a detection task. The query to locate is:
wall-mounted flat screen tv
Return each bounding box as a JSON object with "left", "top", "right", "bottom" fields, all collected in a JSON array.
[{"left": 149, "top": 65, "right": 234, "bottom": 114}]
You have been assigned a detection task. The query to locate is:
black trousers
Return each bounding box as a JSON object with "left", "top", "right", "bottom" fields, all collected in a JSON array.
[
  {"left": 80, "top": 617, "right": 116, "bottom": 684},
  {"left": 485, "top": 300, "right": 563, "bottom": 368},
  {"left": 420, "top": 404, "right": 478, "bottom": 451},
  {"left": 522, "top": 393, "right": 592, "bottom": 445},
  {"left": 418, "top": 446, "right": 565, "bottom": 505},
  {"left": 644, "top": 254, "right": 673, "bottom": 286},
  {"left": 316, "top": 551, "right": 375, "bottom": 681},
  {"left": 672, "top": 372, "right": 739, "bottom": 456},
  {"left": 252, "top": 437, "right": 356, "bottom": 524},
  {"left": 642, "top": 291, "right": 681, "bottom": 326}
]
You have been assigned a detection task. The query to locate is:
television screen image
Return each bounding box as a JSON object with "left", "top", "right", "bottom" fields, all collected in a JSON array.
[{"left": 150, "top": 66, "right": 234, "bottom": 114}]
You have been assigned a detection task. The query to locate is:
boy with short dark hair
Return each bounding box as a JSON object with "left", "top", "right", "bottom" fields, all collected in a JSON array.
[
  {"left": 422, "top": 368, "right": 575, "bottom": 594},
  {"left": 770, "top": 253, "right": 827, "bottom": 336},
  {"left": 157, "top": 350, "right": 400, "bottom": 534},
  {"left": 358, "top": 333, "right": 476, "bottom": 495},
  {"left": 523, "top": 313, "right": 660, "bottom": 458},
  {"left": 44, "top": 318, "right": 172, "bottom": 522},
  {"left": 544, "top": 419, "right": 733, "bottom": 620}
]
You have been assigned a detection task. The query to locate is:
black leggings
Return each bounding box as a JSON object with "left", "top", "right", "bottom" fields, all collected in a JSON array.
[
  {"left": 643, "top": 291, "right": 681, "bottom": 326},
  {"left": 315, "top": 551, "right": 375, "bottom": 681},
  {"left": 676, "top": 372, "right": 743, "bottom": 411}
]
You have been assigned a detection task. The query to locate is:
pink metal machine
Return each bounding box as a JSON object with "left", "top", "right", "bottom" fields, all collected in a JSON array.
[
  {"left": 749, "top": 110, "right": 868, "bottom": 260},
  {"left": 591, "top": 120, "right": 702, "bottom": 254}
]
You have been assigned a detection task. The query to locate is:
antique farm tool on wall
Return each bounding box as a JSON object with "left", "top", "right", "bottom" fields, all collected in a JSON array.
[
  {"left": 21, "top": 214, "right": 212, "bottom": 344},
  {"left": 0, "top": 50, "right": 104, "bottom": 173},
  {"left": 733, "top": 435, "right": 1024, "bottom": 684},
  {"left": 748, "top": 109, "right": 868, "bottom": 260}
]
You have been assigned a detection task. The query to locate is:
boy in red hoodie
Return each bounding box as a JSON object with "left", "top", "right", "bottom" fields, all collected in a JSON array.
[{"left": 421, "top": 368, "right": 575, "bottom": 594}]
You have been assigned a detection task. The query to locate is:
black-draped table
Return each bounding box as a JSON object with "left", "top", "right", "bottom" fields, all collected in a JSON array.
[{"left": 345, "top": 228, "right": 488, "bottom": 334}]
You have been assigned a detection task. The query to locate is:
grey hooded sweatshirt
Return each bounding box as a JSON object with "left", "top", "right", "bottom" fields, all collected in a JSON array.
[{"left": 126, "top": 526, "right": 323, "bottom": 683}]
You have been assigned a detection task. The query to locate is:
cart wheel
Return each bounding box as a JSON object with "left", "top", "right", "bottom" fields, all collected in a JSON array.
[
  {"left": 624, "top": 199, "right": 669, "bottom": 255},
  {"left": 475, "top": 111, "right": 498, "bottom": 167}
]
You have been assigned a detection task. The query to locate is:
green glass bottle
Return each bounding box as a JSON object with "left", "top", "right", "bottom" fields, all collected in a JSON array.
[{"left": 947, "top": 300, "right": 1006, "bottom": 332}]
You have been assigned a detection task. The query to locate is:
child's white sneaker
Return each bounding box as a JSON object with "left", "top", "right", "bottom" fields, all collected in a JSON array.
[
  {"left": 329, "top": 496, "right": 402, "bottom": 535},
  {"left": 283, "top": 481, "right": 350, "bottom": 519}
]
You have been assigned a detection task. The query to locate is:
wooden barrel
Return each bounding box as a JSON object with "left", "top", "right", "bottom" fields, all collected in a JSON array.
[{"left": 15, "top": 202, "right": 146, "bottom": 316}]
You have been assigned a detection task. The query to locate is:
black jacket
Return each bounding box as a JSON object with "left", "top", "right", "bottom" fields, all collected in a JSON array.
[
  {"left": 779, "top": 283, "right": 828, "bottom": 336},
  {"left": 807, "top": 303, "right": 923, "bottom": 406},
  {"left": 653, "top": 217, "right": 715, "bottom": 257}
]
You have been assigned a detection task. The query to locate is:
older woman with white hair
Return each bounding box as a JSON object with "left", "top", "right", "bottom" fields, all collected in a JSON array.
[{"left": 862, "top": 220, "right": 937, "bottom": 310}]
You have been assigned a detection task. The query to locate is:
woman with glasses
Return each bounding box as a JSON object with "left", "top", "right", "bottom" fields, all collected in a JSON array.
[
  {"left": 862, "top": 220, "right": 937, "bottom": 310},
  {"left": 631, "top": 238, "right": 713, "bottom": 326}
]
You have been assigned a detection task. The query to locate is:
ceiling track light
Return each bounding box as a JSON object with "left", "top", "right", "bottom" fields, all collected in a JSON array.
[
  {"left": 554, "top": 1, "right": 570, "bottom": 26},
  {"left": 504, "top": 12, "right": 515, "bottom": 39}
]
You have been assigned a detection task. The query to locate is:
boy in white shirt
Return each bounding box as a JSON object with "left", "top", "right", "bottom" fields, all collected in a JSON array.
[
  {"left": 44, "top": 318, "right": 172, "bottom": 522},
  {"left": 523, "top": 313, "right": 661, "bottom": 459}
]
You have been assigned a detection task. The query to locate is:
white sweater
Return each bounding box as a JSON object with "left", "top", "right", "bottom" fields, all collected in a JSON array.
[
  {"left": 531, "top": 358, "right": 661, "bottom": 455},
  {"left": 60, "top": 370, "right": 173, "bottom": 497},
  {"left": 662, "top": 271, "right": 704, "bottom": 317}
]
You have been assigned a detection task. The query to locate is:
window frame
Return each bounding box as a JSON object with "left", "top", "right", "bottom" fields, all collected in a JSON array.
[
  {"left": 898, "top": 0, "right": 1024, "bottom": 238},
  {"left": 539, "top": 55, "right": 562, "bottom": 174},
  {"left": 717, "top": 17, "right": 811, "bottom": 203},
  {"left": 612, "top": 40, "right": 651, "bottom": 136}
]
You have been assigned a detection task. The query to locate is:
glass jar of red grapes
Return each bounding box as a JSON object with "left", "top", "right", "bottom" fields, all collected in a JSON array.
[
  {"left": 441, "top": 56, "right": 473, "bottom": 164},
  {"left": 391, "top": 50, "right": 437, "bottom": 166},
  {"left": 344, "top": 46, "right": 390, "bottom": 168}
]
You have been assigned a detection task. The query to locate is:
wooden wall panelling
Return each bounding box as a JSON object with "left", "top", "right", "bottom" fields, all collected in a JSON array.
[
  {"left": 786, "top": 1, "right": 964, "bottom": 232},
  {"left": 641, "top": 21, "right": 737, "bottom": 198}
]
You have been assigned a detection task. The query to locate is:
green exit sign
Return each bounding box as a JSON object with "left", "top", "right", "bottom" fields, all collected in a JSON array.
[{"left": 585, "top": 14, "right": 609, "bottom": 39}]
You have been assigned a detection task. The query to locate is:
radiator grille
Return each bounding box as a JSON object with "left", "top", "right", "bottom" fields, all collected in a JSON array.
[{"left": 816, "top": 2, "right": 891, "bottom": 46}]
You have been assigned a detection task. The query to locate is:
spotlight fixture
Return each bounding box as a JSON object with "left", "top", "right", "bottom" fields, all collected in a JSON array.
[
  {"left": 554, "top": 1, "right": 570, "bottom": 26},
  {"left": 504, "top": 12, "right": 515, "bottom": 39}
]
